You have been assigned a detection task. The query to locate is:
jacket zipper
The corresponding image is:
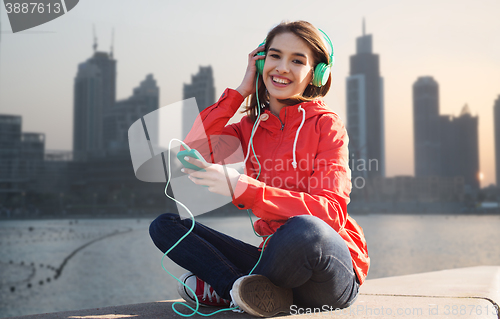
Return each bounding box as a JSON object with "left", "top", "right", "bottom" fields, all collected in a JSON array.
[
  {"left": 270, "top": 109, "right": 287, "bottom": 182},
  {"left": 272, "top": 108, "right": 286, "bottom": 130},
  {"left": 279, "top": 109, "right": 286, "bottom": 130}
]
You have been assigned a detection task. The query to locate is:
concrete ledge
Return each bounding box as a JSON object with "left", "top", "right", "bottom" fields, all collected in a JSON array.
[{"left": 6, "top": 266, "right": 500, "bottom": 319}]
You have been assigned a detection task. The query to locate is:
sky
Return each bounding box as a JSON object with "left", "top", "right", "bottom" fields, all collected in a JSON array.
[{"left": 1, "top": 0, "right": 499, "bottom": 188}]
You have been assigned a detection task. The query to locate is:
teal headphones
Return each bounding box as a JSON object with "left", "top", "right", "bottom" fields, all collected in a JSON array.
[{"left": 255, "top": 28, "right": 334, "bottom": 87}]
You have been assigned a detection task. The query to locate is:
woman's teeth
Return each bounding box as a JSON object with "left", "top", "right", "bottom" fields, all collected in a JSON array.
[{"left": 272, "top": 77, "right": 290, "bottom": 84}]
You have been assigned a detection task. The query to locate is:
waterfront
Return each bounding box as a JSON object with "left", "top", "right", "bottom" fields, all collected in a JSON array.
[{"left": 1, "top": 214, "right": 500, "bottom": 318}]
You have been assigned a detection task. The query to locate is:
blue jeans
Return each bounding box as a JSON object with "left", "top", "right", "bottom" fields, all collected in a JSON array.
[{"left": 149, "top": 213, "right": 359, "bottom": 309}]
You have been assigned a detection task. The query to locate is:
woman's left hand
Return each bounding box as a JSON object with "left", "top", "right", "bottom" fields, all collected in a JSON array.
[{"left": 181, "top": 157, "right": 241, "bottom": 198}]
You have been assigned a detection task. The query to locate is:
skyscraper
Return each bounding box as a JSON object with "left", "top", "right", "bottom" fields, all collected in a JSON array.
[
  {"left": 73, "top": 47, "right": 116, "bottom": 159},
  {"left": 88, "top": 51, "right": 117, "bottom": 110},
  {"left": 440, "top": 105, "right": 479, "bottom": 191},
  {"left": 493, "top": 96, "right": 500, "bottom": 186},
  {"left": 413, "top": 76, "right": 441, "bottom": 176},
  {"left": 73, "top": 61, "right": 103, "bottom": 158},
  {"left": 182, "top": 66, "right": 215, "bottom": 138},
  {"left": 346, "top": 20, "right": 385, "bottom": 178}
]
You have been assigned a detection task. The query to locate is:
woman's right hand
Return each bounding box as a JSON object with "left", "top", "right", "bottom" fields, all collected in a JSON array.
[{"left": 236, "top": 44, "right": 266, "bottom": 99}]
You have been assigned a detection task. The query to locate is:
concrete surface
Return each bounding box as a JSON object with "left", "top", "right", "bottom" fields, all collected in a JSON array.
[{"left": 6, "top": 266, "right": 500, "bottom": 319}]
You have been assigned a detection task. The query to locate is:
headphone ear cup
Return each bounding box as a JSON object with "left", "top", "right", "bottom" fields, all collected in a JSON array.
[
  {"left": 255, "top": 52, "right": 266, "bottom": 75},
  {"left": 312, "top": 62, "right": 330, "bottom": 87}
]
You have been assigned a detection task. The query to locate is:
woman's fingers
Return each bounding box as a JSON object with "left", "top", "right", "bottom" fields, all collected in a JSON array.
[
  {"left": 181, "top": 162, "right": 240, "bottom": 197},
  {"left": 185, "top": 169, "right": 209, "bottom": 179},
  {"left": 187, "top": 175, "right": 209, "bottom": 185},
  {"left": 250, "top": 44, "right": 265, "bottom": 57},
  {"left": 184, "top": 156, "right": 210, "bottom": 169}
]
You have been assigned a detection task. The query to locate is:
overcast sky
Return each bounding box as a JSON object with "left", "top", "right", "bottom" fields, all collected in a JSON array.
[{"left": 1, "top": 0, "right": 499, "bottom": 187}]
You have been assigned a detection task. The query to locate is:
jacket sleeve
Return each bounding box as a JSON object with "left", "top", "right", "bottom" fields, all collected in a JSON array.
[
  {"left": 183, "top": 88, "right": 246, "bottom": 164},
  {"left": 231, "top": 114, "right": 352, "bottom": 233}
]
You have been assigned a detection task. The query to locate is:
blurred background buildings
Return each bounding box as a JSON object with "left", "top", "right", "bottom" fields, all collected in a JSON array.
[
  {"left": 0, "top": 40, "right": 170, "bottom": 217},
  {"left": 0, "top": 21, "right": 498, "bottom": 218}
]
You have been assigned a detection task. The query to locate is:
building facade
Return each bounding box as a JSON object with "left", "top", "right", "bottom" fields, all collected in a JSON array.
[
  {"left": 73, "top": 51, "right": 116, "bottom": 160},
  {"left": 73, "top": 60, "right": 104, "bottom": 159},
  {"left": 103, "top": 74, "right": 159, "bottom": 151},
  {"left": 413, "top": 76, "right": 441, "bottom": 177},
  {"left": 0, "top": 115, "right": 46, "bottom": 208},
  {"left": 346, "top": 22, "right": 385, "bottom": 180},
  {"left": 444, "top": 105, "right": 479, "bottom": 191}
]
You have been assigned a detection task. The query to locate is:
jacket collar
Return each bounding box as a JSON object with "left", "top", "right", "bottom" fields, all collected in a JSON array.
[{"left": 258, "top": 99, "right": 335, "bottom": 132}]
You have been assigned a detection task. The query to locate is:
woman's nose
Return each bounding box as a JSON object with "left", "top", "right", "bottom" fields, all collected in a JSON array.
[{"left": 276, "top": 60, "right": 290, "bottom": 73}]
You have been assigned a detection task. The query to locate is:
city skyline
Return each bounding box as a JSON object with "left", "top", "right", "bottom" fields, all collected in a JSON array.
[{"left": 1, "top": 0, "right": 499, "bottom": 187}]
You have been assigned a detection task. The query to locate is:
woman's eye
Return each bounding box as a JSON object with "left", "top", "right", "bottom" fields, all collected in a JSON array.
[
  {"left": 293, "top": 60, "right": 305, "bottom": 65},
  {"left": 269, "top": 54, "right": 280, "bottom": 59}
]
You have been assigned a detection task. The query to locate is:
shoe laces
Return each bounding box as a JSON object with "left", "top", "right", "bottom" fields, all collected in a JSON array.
[
  {"left": 202, "top": 280, "right": 225, "bottom": 304},
  {"left": 229, "top": 289, "right": 245, "bottom": 313}
]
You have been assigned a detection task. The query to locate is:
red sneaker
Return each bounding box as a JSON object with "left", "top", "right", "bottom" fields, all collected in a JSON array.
[{"left": 177, "top": 272, "right": 231, "bottom": 307}]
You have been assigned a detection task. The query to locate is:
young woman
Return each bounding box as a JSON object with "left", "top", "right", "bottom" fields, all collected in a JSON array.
[{"left": 149, "top": 20, "right": 369, "bottom": 317}]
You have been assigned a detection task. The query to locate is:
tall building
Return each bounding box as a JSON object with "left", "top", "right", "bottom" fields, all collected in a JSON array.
[
  {"left": 413, "top": 76, "right": 441, "bottom": 176},
  {"left": 88, "top": 51, "right": 117, "bottom": 111},
  {"left": 494, "top": 96, "right": 500, "bottom": 186},
  {"left": 73, "top": 45, "right": 116, "bottom": 159},
  {"left": 182, "top": 66, "right": 215, "bottom": 138},
  {"left": 73, "top": 61, "right": 103, "bottom": 158},
  {"left": 103, "top": 74, "right": 159, "bottom": 151},
  {"left": 346, "top": 20, "right": 385, "bottom": 179},
  {"left": 440, "top": 105, "right": 479, "bottom": 191}
]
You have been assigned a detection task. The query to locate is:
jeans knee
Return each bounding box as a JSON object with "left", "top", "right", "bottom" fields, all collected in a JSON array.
[
  {"left": 285, "top": 215, "right": 332, "bottom": 244},
  {"left": 149, "top": 213, "right": 179, "bottom": 241}
]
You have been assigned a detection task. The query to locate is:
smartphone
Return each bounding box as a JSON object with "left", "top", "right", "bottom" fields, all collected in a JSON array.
[{"left": 177, "top": 149, "right": 207, "bottom": 171}]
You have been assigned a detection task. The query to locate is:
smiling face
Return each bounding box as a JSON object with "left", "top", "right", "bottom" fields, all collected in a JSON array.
[{"left": 263, "top": 32, "right": 315, "bottom": 110}]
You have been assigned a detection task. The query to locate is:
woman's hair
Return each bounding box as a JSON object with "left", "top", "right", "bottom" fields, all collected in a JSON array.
[{"left": 243, "top": 20, "right": 332, "bottom": 122}]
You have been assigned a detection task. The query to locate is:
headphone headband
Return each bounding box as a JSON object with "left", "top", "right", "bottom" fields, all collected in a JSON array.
[{"left": 318, "top": 28, "right": 334, "bottom": 67}]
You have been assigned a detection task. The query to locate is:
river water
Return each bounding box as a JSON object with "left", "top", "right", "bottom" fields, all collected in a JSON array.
[{"left": 1, "top": 214, "right": 500, "bottom": 318}]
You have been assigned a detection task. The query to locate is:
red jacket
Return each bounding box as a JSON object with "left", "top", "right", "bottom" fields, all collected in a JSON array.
[{"left": 184, "top": 88, "right": 370, "bottom": 285}]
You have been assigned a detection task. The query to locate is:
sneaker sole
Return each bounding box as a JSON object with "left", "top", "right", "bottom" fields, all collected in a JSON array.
[{"left": 232, "top": 275, "right": 292, "bottom": 317}]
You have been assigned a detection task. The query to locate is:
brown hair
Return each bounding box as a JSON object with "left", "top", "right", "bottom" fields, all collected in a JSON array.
[{"left": 243, "top": 21, "right": 332, "bottom": 122}]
